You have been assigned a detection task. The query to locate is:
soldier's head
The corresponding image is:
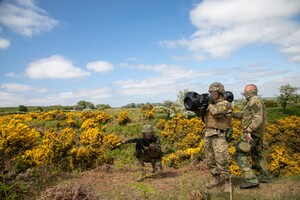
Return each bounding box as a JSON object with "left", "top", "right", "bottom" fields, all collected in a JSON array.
[
  {"left": 142, "top": 124, "right": 154, "bottom": 140},
  {"left": 243, "top": 84, "right": 258, "bottom": 100},
  {"left": 208, "top": 82, "right": 225, "bottom": 102}
]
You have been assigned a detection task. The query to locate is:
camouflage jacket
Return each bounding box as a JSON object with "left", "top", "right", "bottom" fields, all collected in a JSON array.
[
  {"left": 124, "top": 135, "right": 162, "bottom": 158},
  {"left": 142, "top": 135, "right": 163, "bottom": 159},
  {"left": 232, "top": 95, "right": 266, "bottom": 138},
  {"left": 195, "top": 99, "right": 232, "bottom": 137}
]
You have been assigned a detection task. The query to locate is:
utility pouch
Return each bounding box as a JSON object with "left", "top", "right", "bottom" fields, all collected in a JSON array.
[
  {"left": 225, "top": 127, "right": 234, "bottom": 142},
  {"left": 237, "top": 133, "right": 251, "bottom": 153}
]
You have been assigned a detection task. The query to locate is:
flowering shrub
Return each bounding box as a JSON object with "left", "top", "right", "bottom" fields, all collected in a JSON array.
[
  {"left": 159, "top": 114, "right": 205, "bottom": 167},
  {"left": 0, "top": 119, "right": 40, "bottom": 158},
  {"left": 264, "top": 116, "right": 300, "bottom": 176},
  {"left": 118, "top": 111, "right": 130, "bottom": 125},
  {"left": 80, "top": 127, "right": 104, "bottom": 146},
  {"left": 102, "top": 134, "right": 122, "bottom": 149},
  {"left": 0, "top": 110, "right": 299, "bottom": 185},
  {"left": 145, "top": 110, "right": 154, "bottom": 119}
]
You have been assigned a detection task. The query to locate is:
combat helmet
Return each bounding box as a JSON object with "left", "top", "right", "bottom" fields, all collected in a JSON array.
[
  {"left": 208, "top": 82, "right": 225, "bottom": 93},
  {"left": 142, "top": 124, "right": 154, "bottom": 140}
]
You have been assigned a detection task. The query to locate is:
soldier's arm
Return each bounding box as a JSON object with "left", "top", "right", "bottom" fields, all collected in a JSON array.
[
  {"left": 123, "top": 138, "right": 141, "bottom": 144},
  {"left": 208, "top": 101, "right": 230, "bottom": 118},
  {"left": 193, "top": 109, "right": 201, "bottom": 117},
  {"left": 154, "top": 136, "right": 161, "bottom": 150},
  {"left": 247, "top": 99, "right": 265, "bottom": 132},
  {"left": 232, "top": 111, "right": 243, "bottom": 119}
]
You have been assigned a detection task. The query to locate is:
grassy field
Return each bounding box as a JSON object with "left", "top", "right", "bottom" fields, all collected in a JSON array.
[
  {"left": 266, "top": 104, "right": 300, "bottom": 122},
  {"left": 1, "top": 103, "right": 299, "bottom": 200},
  {"left": 33, "top": 104, "right": 300, "bottom": 200},
  {"left": 38, "top": 164, "right": 300, "bottom": 200}
]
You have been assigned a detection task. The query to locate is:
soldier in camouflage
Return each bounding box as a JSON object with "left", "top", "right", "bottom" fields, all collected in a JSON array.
[
  {"left": 194, "top": 82, "right": 232, "bottom": 193},
  {"left": 232, "top": 84, "right": 271, "bottom": 189},
  {"left": 123, "top": 124, "right": 163, "bottom": 182}
]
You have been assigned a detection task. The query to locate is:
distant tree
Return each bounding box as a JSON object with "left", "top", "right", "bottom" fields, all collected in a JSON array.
[
  {"left": 277, "top": 84, "right": 299, "bottom": 112},
  {"left": 76, "top": 101, "right": 95, "bottom": 110},
  {"left": 50, "top": 105, "right": 62, "bottom": 110},
  {"left": 96, "top": 104, "right": 111, "bottom": 110},
  {"left": 18, "top": 105, "right": 28, "bottom": 112},
  {"left": 37, "top": 106, "right": 43, "bottom": 112},
  {"left": 122, "top": 103, "right": 136, "bottom": 108},
  {"left": 163, "top": 100, "right": 174, "bottom": 108},
  {"left": 62, "top": 106, "right": 74, "bottom": 111}
]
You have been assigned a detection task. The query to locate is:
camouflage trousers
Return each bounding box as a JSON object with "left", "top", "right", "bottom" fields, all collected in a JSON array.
[
  {"left": 135, "top": 151, "right": 163, "bottom": 177},
  {"left": 234, "top": 133, "right": 269, "bottom": 183},
  {"left": 204, "top": 130, "right": 231, "bottom": 181}
]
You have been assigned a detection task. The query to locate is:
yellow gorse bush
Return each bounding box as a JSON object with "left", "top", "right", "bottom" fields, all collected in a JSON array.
[
  {"left": 0, "top": 119, "right": 40, "bottom": 157},
  {"left": 160, "top": 114, "right": 206, "bottom": 167},
  {"left": 264, "top": 116, "right": 300, "bottom": 176},
  {"left": 159, "top": 113, "right": 299, "bottom": 177},
  {"left": 0, "top": 110, "right": 299, "bottom": 178},
  {"left": 1, "top": 110, "right": 118, "bottom": 172},
  {"left": 80, "top": 127, "right": 104, "bottom": 146},
  {"left": 102, "top": 134, "right": 122, "bottom": 149},
  {"left": 118, "top": 110, "right": 130, "bottom": 125},
  {"left": 145, "top": 110, "right": 154, "bottom": 119}
]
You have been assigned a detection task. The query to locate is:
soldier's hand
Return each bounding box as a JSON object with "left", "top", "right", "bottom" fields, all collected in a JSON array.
[
  {"left": 149, "top": 144, "right": 156, "bottom": 151},
  {"left": 246, "top": 133, "right": 254, "bottom": 144}
]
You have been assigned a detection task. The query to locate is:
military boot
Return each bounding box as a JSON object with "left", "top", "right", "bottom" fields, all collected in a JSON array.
[
  {"left": 240, "top": 182, "right": 259, "bottom": 189},
  {"left": 205, "top": 176, "right": 220, "bottom": 189},
  {"left": 259, "top": 174, "right": 271, "bottom": 183}
]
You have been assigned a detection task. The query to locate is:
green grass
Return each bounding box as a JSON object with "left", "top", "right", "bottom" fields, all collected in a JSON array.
[{"left": 266, "top": 104, "right": 300, "bottom": 122}]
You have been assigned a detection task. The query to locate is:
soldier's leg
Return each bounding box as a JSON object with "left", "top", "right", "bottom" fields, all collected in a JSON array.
[
  {"left": 213, "top": 135, "right": 231, "bottom": 192},
  {"left": 137, "top": 159, "right": 146, "bottom": 182},
  {"left": 251, "top": 137, "right": 270, "bottom": 183},
  {"left": 234, "top": 133, "right": 259, "bottom": 189},
  {"left": 204, "top": 136, "right": 220, "bottom": 189},
  {"left": 204, "top": 136, "right": 219, "bottom": 176},
  {"left": 154, "top": 159, "right": 163, "bottom": 178},
  {"left": 135, "top": 149, "right": 148, "bottom": 182}
]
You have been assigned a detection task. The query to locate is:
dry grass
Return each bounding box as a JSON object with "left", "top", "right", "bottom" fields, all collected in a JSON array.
[
  {"left": 36, "top": 163, "right": 300, "bottom": 200},
  {"left": 38, "top": 181, "right": 97, "bottom": 200}
]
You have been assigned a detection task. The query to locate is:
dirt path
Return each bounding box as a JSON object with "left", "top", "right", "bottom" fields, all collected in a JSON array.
[{"left": 39, "top": 164, "right": 300, "bottom": 200}]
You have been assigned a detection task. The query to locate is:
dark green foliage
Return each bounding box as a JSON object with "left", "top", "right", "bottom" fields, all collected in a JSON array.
[{"left": 18, "top": 105, "right": 28, "bottom": 112}]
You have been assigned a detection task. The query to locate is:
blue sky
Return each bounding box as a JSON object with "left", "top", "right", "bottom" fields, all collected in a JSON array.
[{"left": 0, "top": 0, "right": 300, "bottom": 107}]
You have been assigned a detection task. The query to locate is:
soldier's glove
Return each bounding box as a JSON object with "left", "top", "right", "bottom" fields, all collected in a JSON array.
[{"left": 246, "top": 133, "right": 254, "bottom": 144}]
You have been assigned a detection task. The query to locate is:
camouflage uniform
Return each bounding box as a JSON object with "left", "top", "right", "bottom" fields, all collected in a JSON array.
[
  {"left": 204, "top": 99, "right": 232, "bottom": 183},
  {"left": 196, "top": 82, "right": 232, "bottom": 191},
  {"left": 233, "top": 92, "right": 270, "bottom": 188},
  {"left": 129, "top": 125, "right": 163, "bottom": 181}
]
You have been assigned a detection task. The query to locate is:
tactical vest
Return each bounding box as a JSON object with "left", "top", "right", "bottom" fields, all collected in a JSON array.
[
  {"left": 205, "top": 100, "right": 232, "bottom": 130},
  {"left": 144, "top": 142, "right": 161, "bottom": 158}
]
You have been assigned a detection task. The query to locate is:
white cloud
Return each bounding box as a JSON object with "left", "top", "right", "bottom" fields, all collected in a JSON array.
[
  {"left": 86, "top": 61, "right": 114, "bottom": 73},
  {"left": 6, "top": 72, "right": 21, "bottom": 78},
  {"left": 0, "top": 82, "right": 48, "bottom": 94},
  {"left": 160, "top": 0, "right": 300, "bottom": 62},
  {"left": 0, "top": 91, "right": 24, "bottom": 107},
  {"left": 116, "top": 63, "right": 218, "bottom": 96},
  {"left": 0, "top": 0, "right": 58, "bottom": 37},
  {"left": 1, "top": 82, "right": 33, "bottom": 92},
  {"left": 27, "top": 87, "right": 111, "bottom": 106},
  {"left": 0, "top": 37, "right": 10, "bottom": 49},
  {"left": 25, "top": 55, "right": 90, "bottom": 79}
]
